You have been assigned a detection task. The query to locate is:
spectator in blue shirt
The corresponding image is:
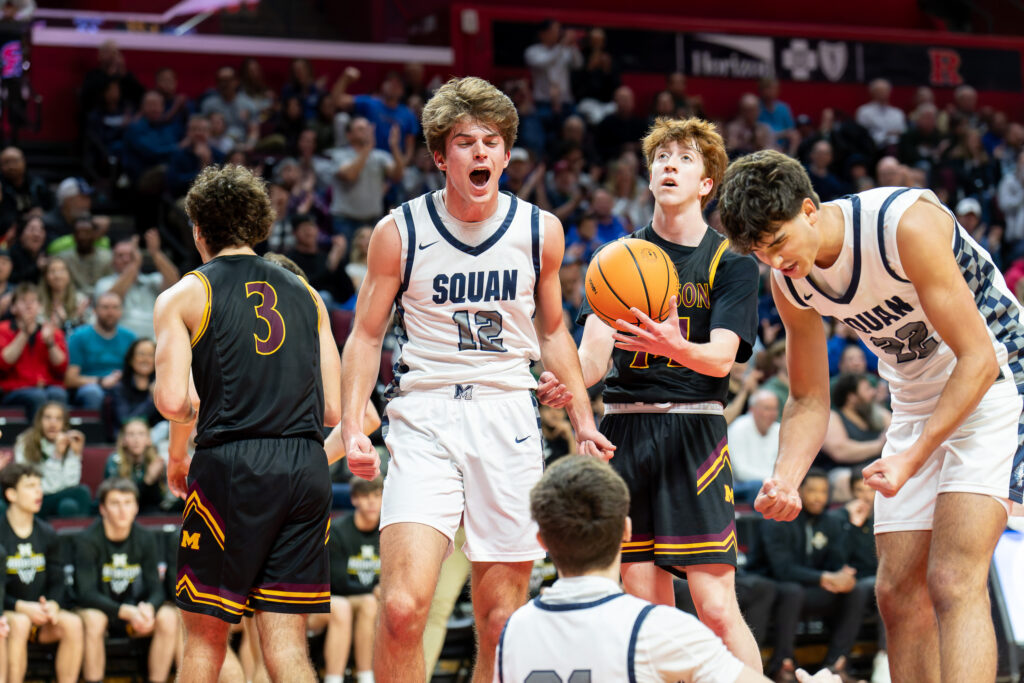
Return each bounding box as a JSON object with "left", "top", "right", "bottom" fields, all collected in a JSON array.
[
  {"left": 336, "top": 68, "right": 419, "bottom": 164},
  {"left": 167, "top": 115, "right": 224, "bottom": 197},
  {"left": 758, "top": 77, "right": 797, "bottom": 152},
  {"left": 590, "top": 188, "right": 629, "bottom": 242},
  {"left": 64, "top": 292, "right": 136, "bottom": 410},
  {"left": 122, "top": 91, "right": 183, "bottom": 179},
  {"left": 564, "top": 212, "right": 603, "bottom": 265}
]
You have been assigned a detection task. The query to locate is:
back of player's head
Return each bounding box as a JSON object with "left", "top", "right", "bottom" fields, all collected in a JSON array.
[
  {"left": 530, "top": 456, "right": 629, "bottom": 576},
  {"left": 263, "top": 253, "right": 307, "bottom": 281},
  {"left": 421, "top": 77, "right": 519, "bottom": 158},
  {"left": 0, "top": 462, "right": 40, "bottom": 502},
  {"left": 184, "top": 164, "right": 274, "bottom": 253},
  {"left": 96, "top": 477, "right": 140, "bottom": 506},
  {"left": 349, "top": 475, "right": 384, "bottom": 497},
  {"left": 642, "top": 117, "right": 728, "bottom": 209},
  {"left": 718, "top": 149, "right": 820, "bottom": 254}
]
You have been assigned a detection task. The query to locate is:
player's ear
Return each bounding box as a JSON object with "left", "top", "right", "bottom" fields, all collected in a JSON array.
[
  {"left": 433, "top": 149, "right": 447, "bottom": 172},
  {"left": 535, "top": 531, "right": 548, "bottom": 551},
  {"left": 622, "top": 516, "right": 632, "bottom": 543}
]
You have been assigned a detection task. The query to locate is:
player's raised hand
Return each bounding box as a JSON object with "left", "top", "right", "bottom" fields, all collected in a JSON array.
[
  {"left": 346, "top": 431, "right": 380, "bottom": 480},
  {"left": 863, "top": 453, "right": 914, "bottom": 497},
  {"left": 536, "top": 370, "right": 572, "bottom": 408},
  {"left": 575, "top": 426, "right": 615, "bottom": 461},
  {"left": 755, "top": 477, "right": 802, "bottom": 521},
  {"left": 611, "top": 296, "right": 683, "bottom": 360}
]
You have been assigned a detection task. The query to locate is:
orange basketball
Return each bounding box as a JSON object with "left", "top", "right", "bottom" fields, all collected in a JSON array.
[{"left": 585, "top": 238, "right": 680, "bottom": 328}]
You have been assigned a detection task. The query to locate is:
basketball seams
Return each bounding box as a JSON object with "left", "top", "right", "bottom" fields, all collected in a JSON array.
[
  {"left": 621, "top": 241, "right": 653, "bottom": 319},
  {"left": 596, "top": 253, "right": 639, "bottom": 324}
]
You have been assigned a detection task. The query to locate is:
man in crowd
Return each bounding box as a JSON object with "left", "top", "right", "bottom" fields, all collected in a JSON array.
[
  {"left": 64, "top": 292, "right": 136, "bottom": 410},
  {"left": 727, "top": 389, "right": 781, "bottom": 503},
  {"left": 308, "top": 476, "right": 383, "bottom": 683},
  {"left": 95, "top": 230, "right": 179, "bottom": 339},
  {"left": 0, "top": 463, "right": 83, "bottom": 683},
  {"left": 75, "top": 478, "right": 178, "bottom": 683}
]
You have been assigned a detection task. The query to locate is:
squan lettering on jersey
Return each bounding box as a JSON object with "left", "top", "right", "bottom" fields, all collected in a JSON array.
[
  {"left": 840, "top": 295, "right": 915, "bottom": 334},
  {"left": 431, "top": 270, "right": 518, "bottom": 305}
]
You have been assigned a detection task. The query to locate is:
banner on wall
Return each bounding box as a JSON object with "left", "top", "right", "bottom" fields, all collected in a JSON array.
[{"left": 493, "top": 21, "right": 1023, "bottom": 91}]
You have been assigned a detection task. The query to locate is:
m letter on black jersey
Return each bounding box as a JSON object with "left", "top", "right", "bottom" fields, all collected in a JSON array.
[{"left": 181, "top": 531, "right": 200, "bottom": 550}]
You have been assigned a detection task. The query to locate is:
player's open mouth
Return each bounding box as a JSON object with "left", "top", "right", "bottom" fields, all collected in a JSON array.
[
  {"left": 661, "top": 178, "right": 677, "bottom": 187},
  {"left": 470, "top": 169, "right": 491, "bottom": 187}
]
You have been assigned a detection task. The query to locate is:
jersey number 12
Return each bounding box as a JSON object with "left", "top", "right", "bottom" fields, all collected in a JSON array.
[{"left": 453, "top": 310, "right": 506, "bottom": 352}]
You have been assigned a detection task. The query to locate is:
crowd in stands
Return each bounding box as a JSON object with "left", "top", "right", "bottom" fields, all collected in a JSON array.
[{"left": 0, "top": 17, "right": 1017, "bottom": 679}]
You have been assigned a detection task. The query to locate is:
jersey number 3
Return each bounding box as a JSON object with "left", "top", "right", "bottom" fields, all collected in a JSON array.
[{"left": 245, "top": 281, "right": 286, "bottom": 355}]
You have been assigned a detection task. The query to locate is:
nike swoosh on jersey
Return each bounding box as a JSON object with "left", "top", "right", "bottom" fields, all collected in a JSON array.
[
  {"left": 418, "top": 240, "right": 439, "bottom": 250},
  {"left": 515, "top": 435, "right": 530, "bottom": 443}
]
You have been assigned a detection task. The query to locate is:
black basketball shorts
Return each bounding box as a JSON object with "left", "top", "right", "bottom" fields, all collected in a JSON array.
[
  {"left": 175, "top": 437, "right": 332, "bottom": 623},
  {"left": 601, "top": 405, "right": 737, "bottom": 571}
]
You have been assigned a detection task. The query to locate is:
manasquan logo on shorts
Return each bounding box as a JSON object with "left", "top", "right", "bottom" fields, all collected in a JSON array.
[
  {"left": 454, "top": 384, "right": 474, "bottom": 400},
  {"left": 8, "top": 543, "right": 45, "bottom": 584},
  {"left": 347, "top": 545, "right": 381, "bottom": 586},
  {"left": 181, "top": 531, "right": 201, "bottom": 550}
]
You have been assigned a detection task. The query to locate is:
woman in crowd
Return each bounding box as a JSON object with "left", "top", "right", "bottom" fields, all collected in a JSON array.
[
  {"left": 9, "top": 215, "right": 48, "bottom": 284},
  {"left": 39, "top": 257, "right": 90, "bottom": 336},
  {"left": 14, "top": 400, "right": 92, "bottom": 517},
  {"left": 103, "top": 418, "right": 166, "bottom": 513},
  {"left": 106, "top": 338, "right": 162, "bottom": 436}
]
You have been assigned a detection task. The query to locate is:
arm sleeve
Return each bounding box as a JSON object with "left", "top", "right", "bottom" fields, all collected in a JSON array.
[
  {"left": 761, "top": 521, "right": 824, "bottom": 586},
  {"left": 709, "top": 253, "right": 760, "bottom": 363},
  {"left": 635, "top": 606, "right": 746, "bottom": 683},
  {"left": 59, "top": 452, "right": 82, "bottom": 489}
]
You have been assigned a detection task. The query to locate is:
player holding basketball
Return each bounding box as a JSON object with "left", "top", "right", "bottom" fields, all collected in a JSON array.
[
  {"left": 154, "top": 164, "right": 341, "bottom": 683},
  {"left": 718, "top": 149, "right": 1024, "bottom": 683},
  {"left": 542, "top": 118, "right": 761, "bottom": 670},
  {"left": 335, "top": 76, "right": 613, "bottom": 683}
]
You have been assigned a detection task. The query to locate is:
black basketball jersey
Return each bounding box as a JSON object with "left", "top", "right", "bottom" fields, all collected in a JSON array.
[
  {"left": 189, "top": 254, "right": 324, "bottom": 447},
  {"left": 579, "top": 225, "right": 759, "bottom": 404}
]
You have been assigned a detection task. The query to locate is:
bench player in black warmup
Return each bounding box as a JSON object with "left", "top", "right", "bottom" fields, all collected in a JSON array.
[
  {"left": 542, "top": 118, "right": 761, "bottom": 669},
  {"left": 154, "top": 164, "right": 342, "bottom": 683}
]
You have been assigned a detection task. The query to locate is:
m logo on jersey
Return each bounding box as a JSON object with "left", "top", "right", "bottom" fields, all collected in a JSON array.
[
  {"left": 181, "top": 531, "right": 201, "bottom": 550},
  {"left": 454, "top": 384, "right": 474, "bottom": 400},
  {"left": 8, "top": 543, "right": 45, "bottom": 584},
  {"left": 432, "top": 270, "right": 518, "bottom": 304}
]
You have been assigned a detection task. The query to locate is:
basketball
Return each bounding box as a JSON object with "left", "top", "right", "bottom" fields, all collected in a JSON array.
[{"left": 585, "top": 238, "right": 680, "bottom": 328}]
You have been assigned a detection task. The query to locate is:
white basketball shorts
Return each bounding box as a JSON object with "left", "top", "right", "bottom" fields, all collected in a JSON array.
[
  {"left": 381, "top": 385, "right": 545, "bottom": 563},
  {"left": 875, "top": 377, "right": 1022, "bottom": 534}
]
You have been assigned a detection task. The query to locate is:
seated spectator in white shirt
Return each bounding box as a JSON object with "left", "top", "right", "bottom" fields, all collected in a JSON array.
[
  {"left": 726, "top": 389, "right": 780, "bottom": 503},
  {"left": 855, "top": 79, "right": 906, "bottom": 150}
]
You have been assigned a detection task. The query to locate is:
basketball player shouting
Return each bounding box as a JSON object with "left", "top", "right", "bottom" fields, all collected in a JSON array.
[
  {"left": 542, "top": 118, "right": 761, "bottom": 671},
  {"left": 718, "top": 149, "right": 1024, "bottom": 683},
  {"left": 333, "top": 76, "right": 613, "bottom": 683}
]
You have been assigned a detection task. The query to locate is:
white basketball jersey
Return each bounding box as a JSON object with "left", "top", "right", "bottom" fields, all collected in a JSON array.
[
  {"left": 773, "top": 187, "right": 1024, "bottom": 415},
  {"left": 386, "top": 191, "right": 542, "bottom": 395},
  {"left": 497, "top": 591, "right": 655, "bottom": 682}
]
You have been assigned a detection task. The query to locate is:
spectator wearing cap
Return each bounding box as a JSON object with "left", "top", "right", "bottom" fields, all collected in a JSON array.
[
  {"left": 956, "top": 196, "right": 1002, "bottom": 269},
  {"left": 0, "top": 146, "right": 54, "bottom": 224},
  {"left": 94, "top": 231, "right": 179, "bottom": 340},
  {"left": 43, "top": 177, "right": 102, "bottom": 247},
  {"left": 61, "top": 214, "right": 114, "bottom": 296},
  {"left": 0, "top": 283, "right": 69, "bottom": 419},
  {"left": 855, "top": 78, "right": 906, "bottom": 151}
]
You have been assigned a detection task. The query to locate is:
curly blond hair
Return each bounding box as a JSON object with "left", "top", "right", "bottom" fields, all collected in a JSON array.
[
  {"left": 421, "top": 77, "right": 518, "bottom": 157},
  {"left": 184, "top": 164, "right": 274, "bottom": 253},
  {"left": 642, "top": 118, "right": 728, "bottom": 209}
]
